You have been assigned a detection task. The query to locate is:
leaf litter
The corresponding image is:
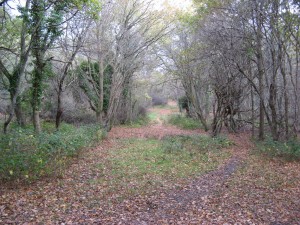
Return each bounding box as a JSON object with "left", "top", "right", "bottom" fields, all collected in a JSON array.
[{"left": 0, "top": 107, "right": 300, "bottom": 224}]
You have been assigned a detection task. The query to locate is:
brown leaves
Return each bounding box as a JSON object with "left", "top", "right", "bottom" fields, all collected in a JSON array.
[{"left": 0, "top": 107, "right": 299, "bottom": 224}]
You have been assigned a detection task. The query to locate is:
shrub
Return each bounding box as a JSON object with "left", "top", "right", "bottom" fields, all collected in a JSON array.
[
  {"left": 137, "top": 106, "right": 147, "bottom": 118},
  {"left": 167, "top": 114, "right": 202, "bottom": 130},
  {"left": 178, "top": 96, "right": 189, "bottom": 111},
  {"left": 0, "top": 123, "right": 104, "bottom": 182},
  {"left": 256, "top": 138, "right": 300, "bottom": 160}
]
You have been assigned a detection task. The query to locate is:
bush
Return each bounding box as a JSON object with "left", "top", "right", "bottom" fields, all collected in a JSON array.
[
  {"left": 138, "top": 106, "right": 147, "bottom": 118},
  {"left": 178, "top": 96, "right": 189, "bottom": 111},
  {"left": 0, "top": 123, "right": 104, "bottom": 182},
  {"left": 256, "top": 138, "right": 300, "bottom": 160},
  {"left": 167, "top": 114, "right": 202, "bottom": 130}
]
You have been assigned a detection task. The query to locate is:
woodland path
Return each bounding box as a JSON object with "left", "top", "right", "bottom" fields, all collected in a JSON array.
[{"left": 1, "top": 103, "right": 300, "bottom": 224}]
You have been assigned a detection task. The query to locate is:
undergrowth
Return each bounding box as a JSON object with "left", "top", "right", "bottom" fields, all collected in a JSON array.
[
  {"left": 167, "top": 114, "right": 203, "bottom": 130},
  {"left": 123, "top": 116, "right": 150, "bottom": 128},
  {"left": 95, "top": 135, "right": 231, "bottom": 199},
  {"left": 0, "top": 122, "right": 104, "bottom": 182},
  {"left": 256, "top": 137, "right": 300, "bottom": 160},
  {"left": 162, "top": 134, "right": 233, "bottom": 153}
]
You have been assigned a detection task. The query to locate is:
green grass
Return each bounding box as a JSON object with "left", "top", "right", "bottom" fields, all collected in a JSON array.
[
  {"left": 93, "top": 135, "right": 231, "bottom": 198},
  {"left": 122, "top": 116, "right": 150, "bottom": 128},
  {"left": 121, "top": 111, "right": 160, "bottom": 128},
  {"left": 148, "top": 111, "right": 159, "bottom": 121},
  {"left": 161, "top": 134, "right": 233, "bottom": 153},
  {"left": 255, "top": 137, "right": 300, "bottom": 160},
  {"left": 0, "top": 122, "right": 104, "bottom": 182},
  {"left": 167, "top": 114, "right": 203, "bottom": 130},
  {"left": 154, "top": 104, "right": 177, "bottom": 110}
]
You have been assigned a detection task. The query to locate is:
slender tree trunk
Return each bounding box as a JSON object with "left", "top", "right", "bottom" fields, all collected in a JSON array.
[
  {"left": 33, "top": 109, "right": 41, "bottom": 133},
  {"left": 97, "top": 56, "right": 104, "bottom": 124},
  {"left": 255, "top": 0, "right": 265, "bottom": 140},
  {"left": 191, "top": 84, "right": 208, "bottom": 131},
  {"left": 32, "top": 59, "right": 44, "bottom": 133},
  {"left": 280, "top": 53, "right": 289, "bottom": 139},
  {"left": 15, "top": 98, "right": 25, "bottom": 126},
  {"left": 96, "top": 20, "right": 105, "bottom": 125},
  {"left": 3, "top": 101, "right": 15, "bottom": 134},
  {"left": 295, "top": 43, "right": 300, "bottom": 132},
  {"left": 269, "top": 83, "right": 279, "bottom": 140},
  {"left": 212, "top": 101, "right": 223, "bottom": 137},
  {"left": 55, "top": 88, "right": 63, "bottom": 130},
  {"left": 105, "top": 73, "right": 124, "bottom": 131},
  {"left": 251, "top": 85, "right": 255, "bottom": 137}
]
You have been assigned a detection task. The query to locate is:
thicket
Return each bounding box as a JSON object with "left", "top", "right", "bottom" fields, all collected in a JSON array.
[
  {"left": 256, "top": 138, "right": 300, "bottom": 161},
  {"left": 0, "top": 123, "right": 104, "bottom": 182},
  {"left": 159, "top": 0, "right": 300, "bottom": 143},
  {"left": 0, "top": 0, "right": 168, "bottom": 182}
]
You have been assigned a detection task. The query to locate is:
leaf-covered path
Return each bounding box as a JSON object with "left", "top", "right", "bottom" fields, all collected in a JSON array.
[{"left": 1, "top": 106, "right": 300, "bottom": 224}]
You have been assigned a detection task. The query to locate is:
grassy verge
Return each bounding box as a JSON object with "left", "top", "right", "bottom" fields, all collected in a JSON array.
[
  {"left": 92, "top": 135, "right": 232, "bottom": 199},
  {"left": 0, "top": 122, "right": 104, "bottom": 182},
  {"left": 122, "top": 116, "right": 151, "bottom": 128},
  {"left": 255, "top": 137, "right": 300, "bottom": 161},
  {"left": 153, "top": 104, "right": 177, "bottom": 110},
  {"left": 148, "top": 111, "right": 159, "bottom": 121},
  {"left": 167, "top": 114, "right": 203, "bottom": 130},
  {"left": 122, "top": 111, "right": 160, "bottom": 128}
]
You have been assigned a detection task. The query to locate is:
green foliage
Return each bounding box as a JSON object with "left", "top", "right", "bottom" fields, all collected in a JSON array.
[
  {"left": 77, "top": 61, "right": 113, "bottom": 113},
  {"left": 123, "top": 116, "right": 150, "bottom": 128},
  {"left": 72, "top": 0, "right": 102, "bottom": 18},
  {"left": 161, "top": 134, "right": 233, "bottom": 154},
  {"left": 148, "top": 111, "right": 159, "bottom": 121},
  {"left": 0, "top": 16, "right": 22, "bottom": 49},
  {"left": 167, "top": 114, "right": 202, "bottom": 130},
  {"left": 0, "top": 123, "right": 104, "bottom": 182},
  {"left": 256, "top": 138, "right": 300, "bottom": 160},
  {"left": 101, "top": 137, "right": 231, "bottom": 197},
  {"left": 178, "top": 96, "right": 189, "bottom": 112}
]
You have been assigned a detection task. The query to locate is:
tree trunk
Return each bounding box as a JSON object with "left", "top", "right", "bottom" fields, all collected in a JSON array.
[
  {"left": 212, "top": 102, "right": 223, "bottom": 137},
  {"left": 55, "top": 88, "right": 63, "bottom": 130},
  {"left": 96, "top": 19, "right": 105, "bottom": 126},
  {"left": 281, "top": 53, "right": 289, "bottom": 139},
  {"left": 3, "top": 108, "right": 14, "bottom": 134},
  {"left": 1, "top": 0, "right": 30, "bottom": 133},
  {"left": 15, "top": 98, "right": 25, "bottom": 126},
  {"left": 191, "top": 84, "right": 209, "bottom": 131},
  {"left": 32, "top": 60, "right": 44, "bottom": 133},
  {"left": 33, "top": 109, "right": 41, "bottom": 134},
  {"left": 251, "top": 85, "right": 255, "bottom": 137},
  {"left": 255, "top": 0, "right": 265, "bottom": 140},
  {"left": 105, "top": 73, "right": 124, "bottom": 131},
  {"left": 97, "top": 57, "right": 104, "bottom": 124},
  {"left": 269, "top": 83, "right": 279, "bottom": 140}
]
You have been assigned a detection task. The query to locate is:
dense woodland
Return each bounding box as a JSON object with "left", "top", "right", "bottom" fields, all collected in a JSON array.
[{"left": 0, "top": 0, "right": 300, "bottom": 175}]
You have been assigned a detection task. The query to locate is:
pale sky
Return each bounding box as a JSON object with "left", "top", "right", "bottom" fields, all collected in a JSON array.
[
  {"left": 8, "top": 0, "right": 194, "bottom": 15},
  {"left": 153, "top": 0, "right": 193, "bottom": 11}
]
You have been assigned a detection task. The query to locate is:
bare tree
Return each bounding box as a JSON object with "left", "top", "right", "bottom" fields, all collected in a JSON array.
[{"left": 53, "top": 11, "right": 92, "bottom": 129}]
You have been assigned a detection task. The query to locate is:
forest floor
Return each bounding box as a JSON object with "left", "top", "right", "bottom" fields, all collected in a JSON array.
[{"left": 1, "top": 102, "right": 300, "bottom": 224}]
